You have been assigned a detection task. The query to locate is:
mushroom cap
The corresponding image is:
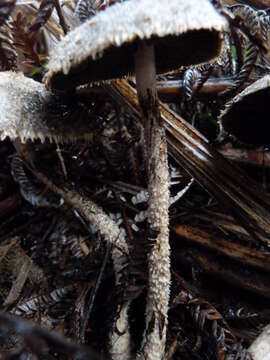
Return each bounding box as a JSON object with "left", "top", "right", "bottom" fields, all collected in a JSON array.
[
  {"left": 45, "top": 0, "right": 228, "bottom": 91},
  {"left": 0, "top": 72, "right": 94, "bottom": 143},
  {"left": 219, "top": 75, "right": 270, "bottom": 145}
]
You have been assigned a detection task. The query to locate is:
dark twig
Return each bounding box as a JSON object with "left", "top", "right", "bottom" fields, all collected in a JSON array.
[
  {"left": 0, "top": 312, "right": 103, "bottom": 360},
  {"left": 80, "top": 241, "right": 111, "bottom": 343},
  {"left": 29, "top": 0, "right": 68, "bottom": 34}
]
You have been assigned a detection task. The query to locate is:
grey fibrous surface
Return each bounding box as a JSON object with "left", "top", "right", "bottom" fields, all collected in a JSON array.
[{"left": 0, "top": 72, "right": 95, "bottom": 143}]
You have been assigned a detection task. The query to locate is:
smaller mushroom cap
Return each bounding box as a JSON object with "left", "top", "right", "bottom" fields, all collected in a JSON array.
[
  {"left": 0, "top": 72, "right": 94, "bottom": 143},
  {"left": 45, "top": 0, "right": 228, "bottom": 90},
  {"left": 219, "top": 75, "right": 270, "bottom": 145}
]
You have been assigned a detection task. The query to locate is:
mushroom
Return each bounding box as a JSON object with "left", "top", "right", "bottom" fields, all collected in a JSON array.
[
  {"left": 219, "top": 75, "right": 270, "bottom": 145},
  {"left": 0, "top": 71, "right": 131, "bottom": 360},
  {"left": 44, "top": 0, "right": 227, "bottom": 91},
  {"left": 44, "top": 1, "right": 228, "bottom": 359},
  {"left": 0, "top": 72, "right": 94, "bottom": 144}
]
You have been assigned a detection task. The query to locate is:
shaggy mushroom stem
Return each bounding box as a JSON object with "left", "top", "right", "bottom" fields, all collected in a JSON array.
[
  {"left": 135, "top": 41, "right": 171, "bottom": 360},
  {"left": 135, "top": 42, "right": 158, "bottom": 154}
]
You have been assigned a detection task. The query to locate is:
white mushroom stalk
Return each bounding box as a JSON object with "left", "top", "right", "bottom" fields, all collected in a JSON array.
[
  {"left": 249, "top": 324, "right": 270, "bottom": 360},
  {"left": 110, "top": 301, "right": 131, "bottom": 360},
  {"left": 135, "top": 42, "right": 170, "bottom": 360},
  {"left": 29, "top": 170, "right": 131, "bottom": 360}
]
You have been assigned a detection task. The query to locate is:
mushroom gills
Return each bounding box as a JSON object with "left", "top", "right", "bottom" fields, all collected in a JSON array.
[{"left": 220, "top": 75, "right": 270, "bottom": 145}]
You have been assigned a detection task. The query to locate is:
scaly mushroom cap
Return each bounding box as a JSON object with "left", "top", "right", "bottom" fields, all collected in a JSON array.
[
  {"left": 45, "top": 0, "right": 228, "bottom": 91},
  {"left": 0, "top": 72, "right": 94, "bottom": 143},
  {"left": 219, "top": 75, "right": 270, "bottom": 145}
]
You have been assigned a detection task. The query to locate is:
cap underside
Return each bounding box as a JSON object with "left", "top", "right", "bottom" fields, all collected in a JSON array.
[
  {"left": 49, "top": 30, "right": 221, "bottom": 90},
  {"left": 0, "top": 72, "right": 95, "bottom": 143},
  {"left": 221, "top": 88, "right": 270, "bottom": 145}
]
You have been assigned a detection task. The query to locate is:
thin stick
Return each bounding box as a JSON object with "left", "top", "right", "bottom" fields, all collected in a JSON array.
[
  {"left": 55, "top": 142, "right": 68, "bottom": 179},
  {"left": 173, "top": 224, "right": 270, "bottom": 272},
  {"left": 218, "top": 147, "right": 270, "bottom": 168},
  {"left": 156, "top": 77, "right": 234, "bottom": 101},
  {"left": 54, "top": 0, "right": 69, "bottom": 34},
  {"left": 80, "top": 241, "right": 111, "bottom": 343},
  {"left": 78, "top": 77, "right": 234, "bottom": 102},
  {"left": 175, "top": 248, "right": 270, "bottom": 299},
  {"left": 0, "top": 312, "right": 102, "bottom": 360}
]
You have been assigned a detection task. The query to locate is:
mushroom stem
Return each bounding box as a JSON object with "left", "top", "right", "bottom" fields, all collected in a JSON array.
[
  {"left": 135, "top": 42, "right": 170, "bottom": 360},
  {"left": 135, "top": 42, "right": 157, "bottom": 154},
  {"left": 249, "top": 324, "right": 270, "bottom": 360}
]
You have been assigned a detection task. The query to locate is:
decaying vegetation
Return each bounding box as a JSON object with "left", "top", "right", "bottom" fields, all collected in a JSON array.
[{"left": 0, "top": 0, "right": 270, "bottom": 359}]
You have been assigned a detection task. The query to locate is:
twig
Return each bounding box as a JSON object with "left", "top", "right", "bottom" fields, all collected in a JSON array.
[
  {"left": 218, "top": 147, "right": 270, "bottom": 168},
  {"left": 55, "top": 142, "right": 68, "bottom": 179},
  {"left": 80, "top": 241, "right": 111, "bottom": 343},
  {"left": 54, "top": 0, "right": 69, "bottom": 34},
  {"left": 175, "top": 247, "right": 270, "bottom": 299},
  {"left": 156, "top": 77, "right": 234, "bottom": 101},
  {"left": 0, "top": 312, "right": 103, "bottom": 360},
  {"left": 3, "top": 256, "right": 31, "bottom": 307},
  {"left": 77, "top": 77, "right": 234, "bottom": 102},
  {"left": 173, "top": 224, "right": 270, "bottom": 272}
]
